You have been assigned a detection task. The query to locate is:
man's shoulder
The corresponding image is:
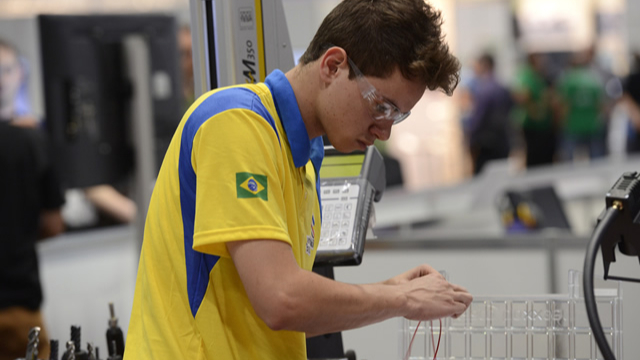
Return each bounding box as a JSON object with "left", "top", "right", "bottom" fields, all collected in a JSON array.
[
  {"left": 190, "top": 83, "right": 275, "bottom": 119},
  {"left": 201, "top": 83, "right": 270, "bottom": 102},
  {"left": 180, "top": 84, "right": 281, "bottom": 148}
]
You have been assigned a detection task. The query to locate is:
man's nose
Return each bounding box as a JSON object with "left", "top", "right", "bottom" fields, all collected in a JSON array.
[{"left": 370, "top": 121, "right": 392, "bottom": 141}]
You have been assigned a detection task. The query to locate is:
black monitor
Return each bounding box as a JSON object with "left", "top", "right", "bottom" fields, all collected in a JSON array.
[{"left": 39, "top": 15, "right": 182, "bottom": 189}]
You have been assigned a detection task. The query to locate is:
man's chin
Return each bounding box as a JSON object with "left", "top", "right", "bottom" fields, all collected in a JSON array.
[{"left": 330, "top": 142, "right": 357, "bottom": 154}]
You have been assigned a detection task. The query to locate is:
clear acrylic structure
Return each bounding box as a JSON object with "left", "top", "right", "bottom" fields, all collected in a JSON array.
[{"left": 399, "top": 270, "right": 622, "bottom": 360}]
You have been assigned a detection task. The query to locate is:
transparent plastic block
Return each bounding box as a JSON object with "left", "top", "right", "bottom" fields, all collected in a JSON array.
[
  {"left": 531, "top": 331, "right": 550, "bottom": 359},
  {"left": 490, "top": 301, "right": 508, "bottom": 329},
  {"left": 399, "top": 270, "right": 622, "bottom": 360},
  {"left": 448, "top": 330, "right": 465, "bottom": 358},
  {"left": 553, "top": 331, "right": 570, "bottom": 360},
  {"left": 575, "top": 331, "right": 594, "bottom": 359},
  {"left": 553, "top": 300, "right": 571, "bottom": 330},
  {"left": 470, "top": 302, "right": 487, "bottom": 329},
  {"left": 489, "top": 331, "right": 508, "bottom": 358},
  {"left": 469, "top": 331, "right": 486, "bottom": 359},
  {"left": 511, "top": 331, "right": 528, "bottom": 359},
  {"left": 511, "top": 301, "right": 528, "bottom": 329}
]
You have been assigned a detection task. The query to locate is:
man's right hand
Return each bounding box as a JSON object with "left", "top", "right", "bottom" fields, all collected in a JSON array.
[
  {"left": 10, "top": 116, "right": 39, "bottom": 128},
  {"left": 228, "top": 238, "right": 473, "bottom": 336},
  {"left": 396, "top": 264, "right": 472, "bottom": 321}
]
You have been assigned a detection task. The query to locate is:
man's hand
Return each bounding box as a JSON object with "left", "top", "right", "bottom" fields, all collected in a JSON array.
[
  {"left": 38, "top": 209, "right": 65, "bottom": 239},
  {"left": 10, "top": 116, "right": 39, "bottom": 128},
  {"left": 382, "top": 264, "right": 438, "bottom": 286},
  {"left": 398, "top": 266, "right": 472, "bottom": 321}
]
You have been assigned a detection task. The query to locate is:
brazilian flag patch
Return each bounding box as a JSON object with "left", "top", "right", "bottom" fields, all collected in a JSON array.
[{"left": 236, "top": 172, "right": 268, "bottom": 201}]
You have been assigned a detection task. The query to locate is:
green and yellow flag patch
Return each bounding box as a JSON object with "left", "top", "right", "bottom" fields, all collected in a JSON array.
[{"left": 236, "top": 172, "right": 268, "bottom": 201}]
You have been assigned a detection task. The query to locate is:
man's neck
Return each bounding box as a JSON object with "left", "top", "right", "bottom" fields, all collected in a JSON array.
[{"left": 285, "top": 65, "right": 322, "bottom": 139}]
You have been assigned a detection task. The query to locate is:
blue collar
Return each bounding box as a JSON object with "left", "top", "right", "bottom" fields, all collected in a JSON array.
[
  {"left": 265, "top": 69, "right": 324, "bottom": 169},
  {"left": 265, "top": 69, "right": 325, "bottom": 215},
  {"left": 264, "top": 70, "right": 324, "bottom": 171}
]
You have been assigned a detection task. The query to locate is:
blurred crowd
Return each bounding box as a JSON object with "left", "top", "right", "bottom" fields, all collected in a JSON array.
[{"left": 459, "top": 47, "right": 640, "bottom": 175}]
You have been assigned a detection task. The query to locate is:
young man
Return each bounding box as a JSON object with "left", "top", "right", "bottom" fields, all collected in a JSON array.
[{"left": 125, "top": 0, "right": 472, "bottom": 359}]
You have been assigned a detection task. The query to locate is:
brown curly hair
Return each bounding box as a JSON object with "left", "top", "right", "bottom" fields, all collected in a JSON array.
[{"left": 298, "top": 0, "right": 460, "bottom": 95}]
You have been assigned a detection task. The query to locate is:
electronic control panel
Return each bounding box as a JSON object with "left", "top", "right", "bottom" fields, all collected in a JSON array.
[{"left": 315, "top": 146, "right": 385, "bottom": 266}]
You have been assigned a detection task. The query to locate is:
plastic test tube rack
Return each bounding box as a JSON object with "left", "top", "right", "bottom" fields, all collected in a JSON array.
[{"left": 399, "top": 270, "right": 622, "bottom": 360}]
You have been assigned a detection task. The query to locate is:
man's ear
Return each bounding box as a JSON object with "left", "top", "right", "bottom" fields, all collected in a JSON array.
[{"left": 318, "top": 47, "right": 348, "bottom": 83}]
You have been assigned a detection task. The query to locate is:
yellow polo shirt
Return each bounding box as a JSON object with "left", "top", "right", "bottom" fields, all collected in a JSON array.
[{"left": 125, "top": 70, "right": 324, "bottom": 360}]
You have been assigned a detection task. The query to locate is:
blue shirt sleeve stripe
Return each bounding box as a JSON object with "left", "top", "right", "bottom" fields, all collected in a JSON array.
[{"left": 178, "top": 87, "right": 280, "bottom": 317}]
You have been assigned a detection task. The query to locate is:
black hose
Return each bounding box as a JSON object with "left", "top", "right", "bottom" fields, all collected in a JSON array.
[{"left": 583, "top": 206, "right": 620, "bottom": 360}]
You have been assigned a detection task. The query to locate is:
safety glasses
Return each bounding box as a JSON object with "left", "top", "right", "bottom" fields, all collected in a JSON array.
[{"left": 347, "top": 57, "right": 411, "bottom": 125}]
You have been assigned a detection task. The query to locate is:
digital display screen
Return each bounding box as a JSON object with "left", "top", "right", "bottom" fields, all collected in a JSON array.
[{"left": 319, "top": 154, "right": 365, "bottom": 179}]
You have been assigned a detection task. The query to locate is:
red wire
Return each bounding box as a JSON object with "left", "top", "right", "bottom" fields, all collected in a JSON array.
[
  {"left": 430, "top": 320, "right": 435, "bottom": 353},
  {"left": 404, "top": 318, "right": 443, "bottom": 360},
  {"left": 433, "top": 318, "right": 442, "bottom": 360},
  {"left": 404, "top": 320, "right": 421, "bottom": 360}
]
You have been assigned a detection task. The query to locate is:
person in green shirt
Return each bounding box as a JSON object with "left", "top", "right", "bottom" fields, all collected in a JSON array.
[
  {"left": 512, "top": 53, "right": 557, "bottom": 167},
  {"left": 556, "top": 50, "right": 606, "bottom": 161}
]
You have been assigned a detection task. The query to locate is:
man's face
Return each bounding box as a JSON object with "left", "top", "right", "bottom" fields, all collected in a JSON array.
[
  {"left": 321, "top": 65, "right": 426, "bottom": 153},
  {"left": 0, "top": 46, "right": 22, "bottom": 109}
]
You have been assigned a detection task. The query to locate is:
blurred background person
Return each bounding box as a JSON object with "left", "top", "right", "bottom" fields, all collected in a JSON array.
[
  {"left": 511, "top": 53, "right": 557, "bottom": 168},
  {"left": 0, "top": 38, "right": 38, "bottom": 127},
  {"left": 0, "top": 38, "right": 65, "bottom": 360},
  {"left": 555, "top": 49, "right": 606, "bottom": 161},
  {"left": 623, "top": 52, "right": 640, "bottom": 154},
  {"left": 464, "top": 53, "right": 513, "bottom": 175},
  {"left": 178, "top": 24, "right": 195, "bottom": 112},
  {"left": 0, "top": 38, "right": 136, "bottom": 231},
  {"left": 66, "top": 184, "right": 137, "bottom": 228}
]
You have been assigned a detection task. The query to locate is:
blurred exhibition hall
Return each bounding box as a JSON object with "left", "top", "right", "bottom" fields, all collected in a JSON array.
[{"left": 1, "top": 0, "right": 640, "bottom": 359}]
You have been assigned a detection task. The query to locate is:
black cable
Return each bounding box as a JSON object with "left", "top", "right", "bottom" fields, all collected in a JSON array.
[{"left": 583, "top": 205, "right": 620, "bottom": 360}]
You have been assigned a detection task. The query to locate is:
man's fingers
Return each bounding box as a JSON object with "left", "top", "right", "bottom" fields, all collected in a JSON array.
[
  {"left": 449, "top": 302, "right": 468, "bottom": 319},
  {"left": 417, "top": 264, "right": 438, "bottom": 277},
  {"left": 450, "top": 284, "right": 473, "bottom": 306},
  {"left": 455, "top": 291, "right": 473, "bottom": 305},
  {"left": 451, "top": 283, "right": 469, "bottom": 293}
]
